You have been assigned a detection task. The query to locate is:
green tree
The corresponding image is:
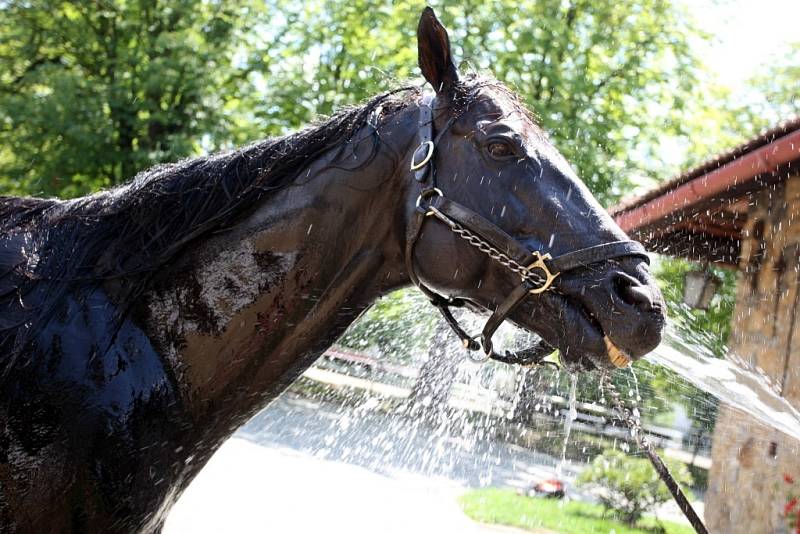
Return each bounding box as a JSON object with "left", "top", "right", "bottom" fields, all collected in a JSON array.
[
  {"left": 751, "top": 42, "right": 800, "bottom": 122},
  {"left": 655, "top": 257, "right": 737, "bottom": 359},
  {"left": 0, "top": 0, "right": 268, "bottom": 197},
  {"left": 676, "top": 41, "right": 800, "bottom": 172},
  {"left": 256, "top": 0, "right": 703, "bottom": 204},
  {"left": 1, "top": 1, "right": 707, "bottom": 205}
]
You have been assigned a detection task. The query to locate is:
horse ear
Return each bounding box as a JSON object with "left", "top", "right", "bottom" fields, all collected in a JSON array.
[{"left": 417, "top": 7, "right": 459, "bottom": 93}]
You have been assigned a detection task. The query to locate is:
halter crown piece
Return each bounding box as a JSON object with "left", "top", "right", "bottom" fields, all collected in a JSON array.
[{"left": 404, "top": 94, "right": 650, "bottom": 367}]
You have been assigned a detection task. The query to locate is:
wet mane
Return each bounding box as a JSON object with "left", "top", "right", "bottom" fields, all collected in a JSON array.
[
  {"left": 1, "top": 87, "right": 416, "bottom": 277},
  {"left": 0, "top": 74, "right": 522, "bottom": 379}
]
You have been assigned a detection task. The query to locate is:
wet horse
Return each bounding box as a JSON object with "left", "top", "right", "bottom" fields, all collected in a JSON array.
[{"left": 0, "top": 8, "right": 665, "bottom": 533}]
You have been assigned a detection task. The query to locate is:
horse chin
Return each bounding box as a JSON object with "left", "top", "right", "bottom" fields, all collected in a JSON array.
[{"left": 510, "top": 292, "right": 628, "bottom": 372}]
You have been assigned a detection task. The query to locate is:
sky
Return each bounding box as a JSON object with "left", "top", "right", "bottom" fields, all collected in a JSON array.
[
  {"left": 688, "top": 0, "right": 798, "bottom": 92},
  {"left": 623, "top": 0, "right": 799, "bottom": 193}
]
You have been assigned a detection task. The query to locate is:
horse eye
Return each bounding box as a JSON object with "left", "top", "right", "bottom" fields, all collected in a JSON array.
[{"left": 486, "top": 141, "right": 514, "bottom": 159}]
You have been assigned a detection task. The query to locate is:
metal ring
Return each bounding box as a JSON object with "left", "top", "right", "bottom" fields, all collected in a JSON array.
[
  {"left": 415, "top": 187, "right": 443, "bottom": 209},
  {"left": 466, "top": 349, "right": 491, "bottom": 363},
  {"left": 410, "top": 141, "right": 435, "bottom": 171}
]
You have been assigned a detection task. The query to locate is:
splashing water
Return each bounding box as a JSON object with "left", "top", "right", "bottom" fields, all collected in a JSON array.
[
  {"left": 647, "top": 327, "right": 800, "bottom": 442},
  {"left": 555, "top": 373, "right": 578, "bottom": 477},
  {"left": 174, "top": 285, "right": 800, "bottom": 533},
  {"left": 628, "top": 367, "right": 641, "bottom": 402},
  {"left": 627, "top": 367, "right": 641, "bottom": 421},
  {"left": 224, "top": 296, "right": 795, "bottom": 514}
]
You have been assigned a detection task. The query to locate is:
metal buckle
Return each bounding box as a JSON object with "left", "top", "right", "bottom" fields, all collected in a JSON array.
[
  {"left": 410, "top": 141, "right": 435, "bottom": 171},
  {"left": 526, "top": 252, "right": 559, "bottom": 294}
]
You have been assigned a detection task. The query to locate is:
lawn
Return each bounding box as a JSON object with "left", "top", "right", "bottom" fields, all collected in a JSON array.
[{"left": 459, "top": 488, "right": 695, "bottom": 534}]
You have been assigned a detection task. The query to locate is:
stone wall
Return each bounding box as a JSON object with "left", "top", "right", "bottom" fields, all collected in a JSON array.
[{"left": 706, "top": 173, "right": 800, "bottom": 533}]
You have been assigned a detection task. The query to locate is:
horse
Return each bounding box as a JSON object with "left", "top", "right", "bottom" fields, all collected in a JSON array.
[{"left": 0, "top": 8, "right": 665, "bottom": 533}]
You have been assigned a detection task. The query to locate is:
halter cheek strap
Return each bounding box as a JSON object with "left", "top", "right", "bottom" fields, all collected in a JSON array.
[
  {"left": 411, "top": 94, "right": 435, "bottom": 183},
  {"left": 404, "top": 94, "right": 649, "bottom": 366}
]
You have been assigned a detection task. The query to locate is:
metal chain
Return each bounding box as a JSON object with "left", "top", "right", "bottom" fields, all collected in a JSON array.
[{"left": 437, "top": 215, "right": 548, "bottom": 287}]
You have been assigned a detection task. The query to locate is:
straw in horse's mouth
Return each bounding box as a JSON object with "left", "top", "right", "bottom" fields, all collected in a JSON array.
[{"left": 604, "top": 336, "right": 632, "bottom": 368}]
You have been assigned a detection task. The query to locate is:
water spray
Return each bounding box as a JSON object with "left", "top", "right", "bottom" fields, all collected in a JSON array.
[{"left": 603, "top": 376, "right": 709, "bottom": 534}]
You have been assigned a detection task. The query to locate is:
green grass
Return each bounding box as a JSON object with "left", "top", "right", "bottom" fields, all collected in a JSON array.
[{"left": 459, "top": 488, "right": 695, "bottom": 534}]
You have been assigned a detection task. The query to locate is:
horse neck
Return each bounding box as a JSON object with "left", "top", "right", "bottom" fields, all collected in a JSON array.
[{"left": 140, "top": 118, "right": 416, "bottom": 444}]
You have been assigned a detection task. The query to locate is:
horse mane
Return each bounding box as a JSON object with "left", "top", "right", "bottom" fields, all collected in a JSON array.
[
  {"left": 0, "top": 74, "right": 516, "bottom": 380},
  {"left": 3, "top": 86, "right": 420, "bottom": 272}
]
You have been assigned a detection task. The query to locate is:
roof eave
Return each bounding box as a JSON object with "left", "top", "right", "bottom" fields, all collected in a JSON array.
[{"left": 612, "top": 127, "right": 800, "bottom": 234}]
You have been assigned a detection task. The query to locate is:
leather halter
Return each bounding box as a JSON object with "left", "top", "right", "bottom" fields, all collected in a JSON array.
[{"left": 405, "top": 94, "right": 649, "bottom": 366}]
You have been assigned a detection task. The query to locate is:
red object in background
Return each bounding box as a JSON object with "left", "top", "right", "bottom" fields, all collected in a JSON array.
[
  {"left": 786, "top": 498, "right": 798, "bottom": 516},
  {"left": 533, "top": 479, "right": 565, "bottom": 499},
  {"left": 784, "top": 473, "right": 800, "bottom": 533}
]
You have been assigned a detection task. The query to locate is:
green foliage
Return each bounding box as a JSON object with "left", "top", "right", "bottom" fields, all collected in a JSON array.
[
  {"left": 749, "top": 42, "right": 800, "bottom": 123},
  {"left": 256, "top": 0, "right": 704, "bottom": 205},
  {"left": 459, "top": 487, "right": 694, "bottom": 534},
  {"left": 577, "top": 448, "right": 693, "bottom": 526},
  {"left": 337, "top": 289, "right": 438, "bottom": 363},
  {"left": 1, "top": 0, "right": 706, "bottom": 205},
  {"left": 678, "top": 41, "right": 800, "bottom": 172},
  {"left": 0, "top": 0, "right": 267, "bottom": 197},
  {"left": 654, "top": 254, "right": 737, "bottom": 358}
]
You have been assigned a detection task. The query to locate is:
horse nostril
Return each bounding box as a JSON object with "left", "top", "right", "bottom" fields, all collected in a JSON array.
[
  {"left": 613, "top": 273, "right": 655, "bottom": 310},
  {"left": 624, "top": 284, "right": 655, "bottom": 309}
]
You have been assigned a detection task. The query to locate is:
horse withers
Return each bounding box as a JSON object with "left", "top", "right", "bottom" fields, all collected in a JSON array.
[{"left": 0, "top": 8, "right": 664, "bottom": 533}]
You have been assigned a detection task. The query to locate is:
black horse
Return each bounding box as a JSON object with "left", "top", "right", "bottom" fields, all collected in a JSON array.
[{"left": 0, "top": 8, "right": 665, "bottom": 533}]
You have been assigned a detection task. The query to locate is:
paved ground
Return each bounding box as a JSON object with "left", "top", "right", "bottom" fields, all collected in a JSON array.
[
  {"left": 166, "top": 439, "right": 502, "bottom": 533},
  {"left": 165, "top": 394, "right": 572, "bottom": 533},
  {"left": 164, "top": 393, "right": 697, "bottom": 533}
]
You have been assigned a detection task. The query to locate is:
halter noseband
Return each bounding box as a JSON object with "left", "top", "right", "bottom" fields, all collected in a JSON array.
[{"left": 405, "top": 94, "right": 649, "bottom": 367}]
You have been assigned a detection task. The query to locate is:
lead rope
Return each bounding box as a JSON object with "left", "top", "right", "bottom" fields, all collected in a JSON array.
[{"left": 602, "top": 376, "right": 709, "bottom": 534}]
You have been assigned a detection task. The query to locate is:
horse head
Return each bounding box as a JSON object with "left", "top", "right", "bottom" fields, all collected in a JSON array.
[{"left": 405, "top": 8, "right": 665, "bottom": 371}]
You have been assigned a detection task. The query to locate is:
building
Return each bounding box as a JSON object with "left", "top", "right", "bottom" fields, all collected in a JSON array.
[{"left": 611, "top": 118, "right": 800, "bottom": 532}]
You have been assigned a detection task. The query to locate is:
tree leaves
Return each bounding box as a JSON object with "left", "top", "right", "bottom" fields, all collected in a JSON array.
[
  {"left": 578, "top": 448, "right": 694, "bottom": 526},
  {"left": 0, "top": 0, "right": 263, "bottom": 197},
  {"left": 2, "top": 0, "right": 708, "bottom": 204}
]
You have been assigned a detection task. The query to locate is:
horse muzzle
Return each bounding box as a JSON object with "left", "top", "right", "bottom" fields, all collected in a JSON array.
[{"left": 549, "top": 257, "right": 667, "bottom": 370}]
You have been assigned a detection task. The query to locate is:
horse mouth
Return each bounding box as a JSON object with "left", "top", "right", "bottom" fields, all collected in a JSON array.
[
  {"left": 510, "top": 291, "right": 638, "bottom": 371},
  {"left": 570, "top": 298, "right": 632, "bottom": 369}
]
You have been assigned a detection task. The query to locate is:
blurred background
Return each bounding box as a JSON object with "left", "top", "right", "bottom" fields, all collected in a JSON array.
[{"left": 2, "top": 1, "right": 798, "bottom": 532}]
